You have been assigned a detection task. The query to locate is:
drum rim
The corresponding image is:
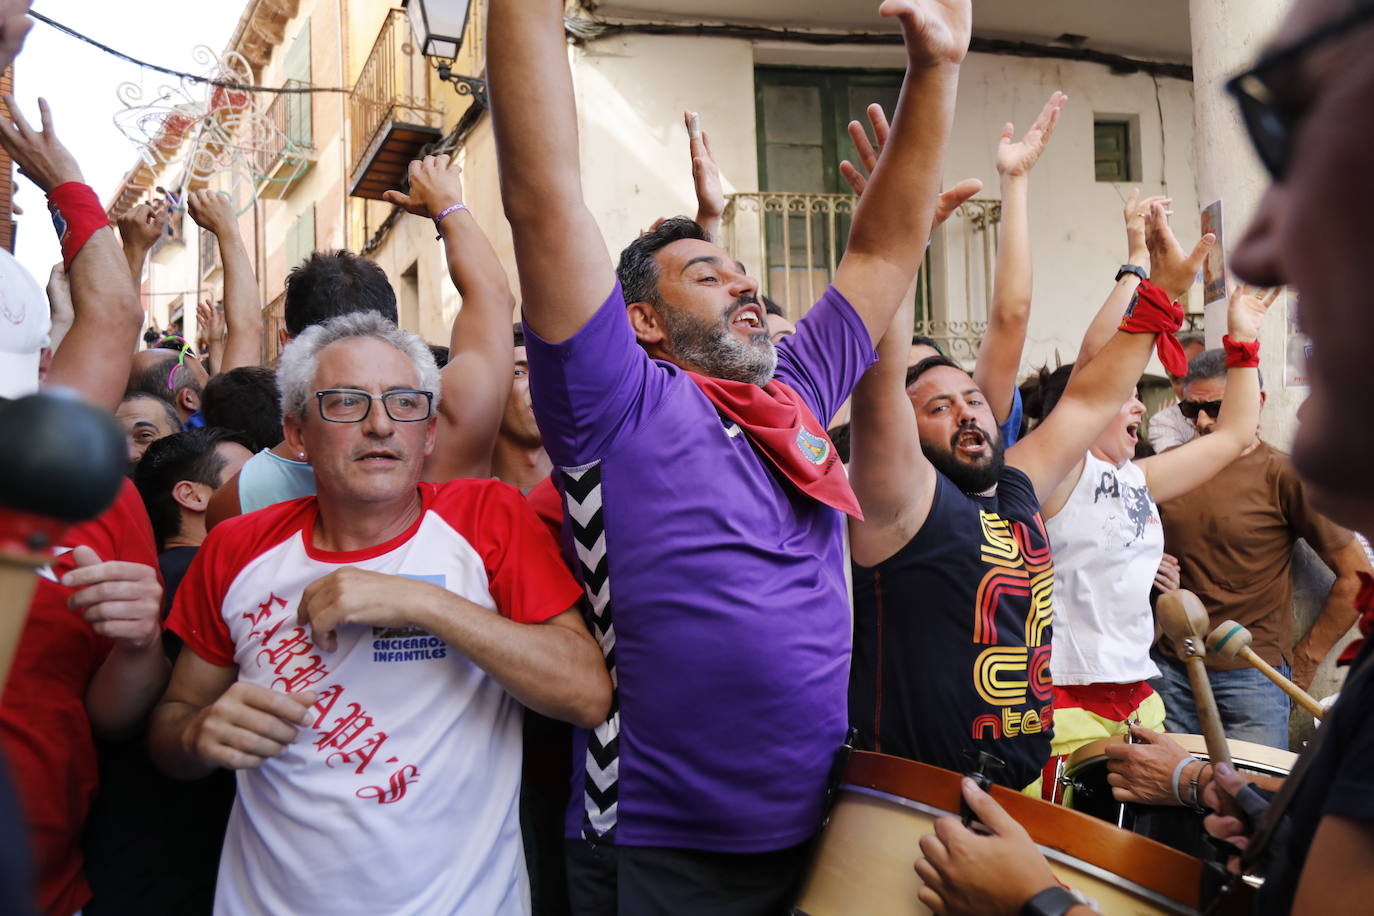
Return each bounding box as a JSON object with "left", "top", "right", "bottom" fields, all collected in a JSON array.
[
  {"left": 841, "top": 750, "right": 1236, "bottom": 910},
  {"left": 1165, "top": 733, "right": 1297, "bottom": 774},
  {"left": 844, "top": 785, "right": 1200, "bottom": 916}
]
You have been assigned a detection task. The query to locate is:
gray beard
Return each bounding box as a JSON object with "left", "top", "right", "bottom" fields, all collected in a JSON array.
[{"left": 660, "top": 304, "right": 777, "bottom": 386}]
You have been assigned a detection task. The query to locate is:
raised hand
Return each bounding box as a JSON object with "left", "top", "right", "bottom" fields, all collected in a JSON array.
[
  {"left": 196, "top": 298, "right": 224, "bottom": 344},
  {"left": 913, "top": 777, "right": 1059, "bottom": 916},
  {"left": 880, "top": 0, "right": 972, "bottom": 69},
  {"left": 186, "top": 189, "right": 238, "bottom": 238},
  {"left": 117, "top": 201, "right": 168, "bottom": 253},
  {"left": 186, "top": 681, "right": 318, "bottom": 770},
  {"left": 995, "top": 91, "right": 1066, "bottom": 178},
  {"left": 0, "top": 0, "right": 32, "bottom": 75},
  {"left": 839, "top": 103, "right": 890, "bottom": 197},
  {"left": 685, "top": 111, "right": 725, "bottom": 238},
  {"left": 1145, "top": 202, "right": 1216, "bottom": 302},
  {"left": 383, "top": 154, "right": 464, "bottom": 220},
  {"left": 840, "top": 103, "right": 980, "bottom": 230},
  {"left": 0, "top": 95, "right": 83, "bottom": 193},
  {"left": 1122, "top": 189, "right": 1171, "bottom": 267},
  {"left": 1226, "top": 282, "right": 1280, "bottom": 343},
  {"left": 61, "top": 545, "right": 163, "bottom": 652}
]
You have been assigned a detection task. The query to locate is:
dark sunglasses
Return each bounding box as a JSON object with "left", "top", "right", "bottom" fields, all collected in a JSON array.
[
  {"left": 1226, "top": 2, "right": 1374, "bottom": 181},
  {"left": 1179, "top": 399, "right": 1224, "bottom": 421}
]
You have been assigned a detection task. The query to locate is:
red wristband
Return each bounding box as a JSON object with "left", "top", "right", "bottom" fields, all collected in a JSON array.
[
  {"left": 1222, "top": 335, "right": 1260, "bottom": 368},
  {"left": 47, "top": 182, "right": 109, "bottom": 270},
  {"left": 1118, "top": 279, "right": 1188, "bottom": 376}
]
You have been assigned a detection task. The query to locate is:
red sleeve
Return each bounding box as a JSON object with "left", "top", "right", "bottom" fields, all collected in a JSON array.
[
  {"left": 525, "top": 475, "right": 565, "bottom": 546},
  {"left": 437, "top": 480, "right": 582, "bottom": 625}
]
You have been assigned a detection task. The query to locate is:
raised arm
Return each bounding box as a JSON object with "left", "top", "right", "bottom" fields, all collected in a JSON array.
[
  {"left": 1009, "top": 203, "right": 1214, "bottom": 502},
  {"left": 487, "top": 0, "right": 614, "bottom": 343},
  {"left": 187, "top": 190, "right": 263, "bottom": 373},
  {"left": 1073, "top": 189, "right": 1169, "bottom": 369},
  {"left": 117, "top": 200, "right": 166, "bottom": 290},
  {"left": 830, "top": 0, "right": 971, "bottom": 343},
  {"left": 973, "top": 91, "right": 1065, "bottom": 423},
  {"left": 0, "top": 96, "right": 143, "bottom": 411},
  {"left": 196, "top": 298, "right": 225, "bottom": 376},
  {"left": 843, "top": 111, "right": 979, "bottom": 563},
  {"left": 384, "top": 155, "right": 514, "bottom": 482},
  {"left": 684, "top": 111, "right": 726, "bottom": 243},
  {"left": 1136, "top": 284, "right": 1275, "bottom": 502}
]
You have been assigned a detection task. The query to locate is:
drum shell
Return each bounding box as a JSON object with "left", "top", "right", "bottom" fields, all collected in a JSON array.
[{"left": 792, "top": 751, "right": 1252, "bottom": 916}]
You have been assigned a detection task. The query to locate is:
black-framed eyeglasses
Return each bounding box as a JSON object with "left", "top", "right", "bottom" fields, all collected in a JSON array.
[
  {"left": 1226, "top": 2, "right": 1374, "bottom": 181},
  {"left": 314, "top": 388, "right": 434, "bottom": 423},
  {"left": 1178, "top": 399, "right": 1224, "bottom": 421}
]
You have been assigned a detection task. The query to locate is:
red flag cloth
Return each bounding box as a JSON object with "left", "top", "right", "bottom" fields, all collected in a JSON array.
[
  {"left": 1118, "top": 279, "right": 1188, "bottom": 377},
  {"left": 1337, "top": 571, "right": 1374, "bottom": 667},
  {"left": 47, "top": 182, "right": 110, "bottom": 270},
  {"left": 1223, "top": 334, "right": 1261, "bottom": 369},
  {"left": 685, "top": 371, "right": 862, "bottom": 520}
]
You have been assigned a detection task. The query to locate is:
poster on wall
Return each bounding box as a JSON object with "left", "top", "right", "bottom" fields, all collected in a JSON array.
[
  {"left": 1286, "top": 292, "right": 1312, "bottom": 388},
  {"left": 1201, "top": 200, "right": 1227, "bottom": 307}
]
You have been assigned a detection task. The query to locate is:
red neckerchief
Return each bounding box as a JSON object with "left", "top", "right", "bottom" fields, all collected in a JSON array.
[
  {"left": 685, "top": 371, "right": 862, "bottom": 520},
  {"left": 1118, "top": 279, "right": 1188, "bottom": 377},
  {"left": 1337, "top": 571, "right": 1374, "bottom": 667}
]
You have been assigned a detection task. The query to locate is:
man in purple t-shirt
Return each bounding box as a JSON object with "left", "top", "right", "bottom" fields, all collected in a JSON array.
[{"left": 487, "top": 0, "right": 973, "bottom": 911}]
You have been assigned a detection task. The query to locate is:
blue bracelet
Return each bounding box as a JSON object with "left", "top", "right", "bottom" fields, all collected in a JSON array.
[{"left": 434, "top": 202, "right": 468, "bottom": 239}]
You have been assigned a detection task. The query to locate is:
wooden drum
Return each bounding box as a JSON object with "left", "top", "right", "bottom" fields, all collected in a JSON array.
[{"left": 792, "top": 751, "right": 1251, "bottom": 916}]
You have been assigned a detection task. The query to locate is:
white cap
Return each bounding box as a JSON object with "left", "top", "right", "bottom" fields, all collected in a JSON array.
[{"left": 0, "top": 249, "right": 50, "bottom": 400}]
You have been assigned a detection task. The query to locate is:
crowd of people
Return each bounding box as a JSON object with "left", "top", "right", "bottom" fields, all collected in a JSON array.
[{"left": 0, "top": 0, "right": 1371, "bottom": 914}]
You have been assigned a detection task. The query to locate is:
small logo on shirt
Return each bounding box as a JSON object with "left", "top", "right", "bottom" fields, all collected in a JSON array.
[{"left": 796, "top": 428, "right": 830, "bottom": 465}]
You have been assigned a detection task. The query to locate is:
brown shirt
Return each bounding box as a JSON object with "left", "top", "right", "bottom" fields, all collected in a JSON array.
[{"left": 1158, "top": 441, "right": 1353, "bottom": 669}]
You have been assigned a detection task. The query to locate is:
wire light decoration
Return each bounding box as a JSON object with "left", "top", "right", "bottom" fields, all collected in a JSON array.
[{"left": 114, "top": 46, "right": 313, "bottom": 214}]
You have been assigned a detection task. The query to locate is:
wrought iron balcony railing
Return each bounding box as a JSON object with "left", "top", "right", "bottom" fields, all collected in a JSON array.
[
  {"left": 722, "top": 192, "right": 1002, "bottom": 361},
  {"left": 349, "top": 9, "right": 444, "bottom": 199}
]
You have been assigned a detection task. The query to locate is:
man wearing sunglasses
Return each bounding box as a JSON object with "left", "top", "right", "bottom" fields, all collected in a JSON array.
[
  {"left": 149, "top": 311, "right": 610, "bottom": 914},
  {"left": 1151, "top": 348, "right": 1367, "bottom": 751}
]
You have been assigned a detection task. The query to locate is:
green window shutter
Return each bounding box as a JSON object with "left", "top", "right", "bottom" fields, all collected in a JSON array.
[{"left": 284, "top": 21, "right": 313, "bottom": 147}]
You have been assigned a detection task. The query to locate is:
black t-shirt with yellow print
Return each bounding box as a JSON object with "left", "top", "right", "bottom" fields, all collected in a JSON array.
[{"left": 850, "top": 465, "right": 1055, "bottom": 789}]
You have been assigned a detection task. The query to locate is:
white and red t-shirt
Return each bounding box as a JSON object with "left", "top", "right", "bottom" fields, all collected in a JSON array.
[{"left": 167, "top": 479, "right": 581, "bottom": 916}]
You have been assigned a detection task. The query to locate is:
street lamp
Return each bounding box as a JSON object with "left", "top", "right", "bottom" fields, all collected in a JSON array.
[{"left": 403, "top": 0, "right": 487, "bottom": 107}]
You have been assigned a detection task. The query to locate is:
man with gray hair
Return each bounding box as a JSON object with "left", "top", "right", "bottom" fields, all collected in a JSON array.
[
  {"left": 148, "top": 312, "right": 611, "bottom": 914},
  {"left": 1150, "top": 347, "right": 1369, "bottom": 747}
]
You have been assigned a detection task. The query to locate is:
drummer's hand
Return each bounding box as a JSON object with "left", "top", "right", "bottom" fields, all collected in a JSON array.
[
  {"left": 914, "top": 778, "right": 1060, "bottom": 916},
  {"left": 1104, "top": 724, "right": 1192, "bottom": 805},
  {"left": 1202, "top": 763, "right": 1254, "bottom": 873}
]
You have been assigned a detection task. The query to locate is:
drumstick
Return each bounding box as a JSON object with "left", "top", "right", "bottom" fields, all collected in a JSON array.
[
  {"left": 1157, "top": 590, "right": 1246, "bottom": 820},
  {"left": 1207, "top": 620, "right": 1325, "bottom": 720}
]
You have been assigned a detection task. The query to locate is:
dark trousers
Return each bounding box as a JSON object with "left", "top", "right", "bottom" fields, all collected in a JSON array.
[{"left": 565, "top": 838, "right": 812, "bottom": 916}]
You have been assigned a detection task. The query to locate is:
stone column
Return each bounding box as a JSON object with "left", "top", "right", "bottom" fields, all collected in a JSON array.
[
  {"left": 1188, "top": 0, "right": 1295, "bottom": 447},
  {"left": 1189, "top": 0, "right": 1350, "bottom": 746}
]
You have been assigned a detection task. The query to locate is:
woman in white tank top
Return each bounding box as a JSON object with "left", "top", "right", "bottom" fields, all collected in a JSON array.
[{"left": 1029, "top": 280, "right": 1275, "bottom": 792}]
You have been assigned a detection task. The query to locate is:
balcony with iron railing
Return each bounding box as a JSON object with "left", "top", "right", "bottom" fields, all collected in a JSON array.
[
  {"left": 349, "top": 9, "right": 444, "bottom": 200},
  {"left": 722, "top": 192, "right": 1002, "bottom": 361},
  {"left": 254, "top": 79, "right": 316, "bottom": 199}
]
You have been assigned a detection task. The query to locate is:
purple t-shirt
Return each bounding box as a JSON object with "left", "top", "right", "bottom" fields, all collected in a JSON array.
[{"left": 525, "top": 282, "right": 875, "bottom": 852}]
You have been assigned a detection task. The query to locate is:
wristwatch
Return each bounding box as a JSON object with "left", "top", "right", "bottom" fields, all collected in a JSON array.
[
  {"left": 1115, "top": 264, "right": 1147, "bottom": 283},
  {"left": 1021, "top": 886, "right": 1091, "bottom": 916}
]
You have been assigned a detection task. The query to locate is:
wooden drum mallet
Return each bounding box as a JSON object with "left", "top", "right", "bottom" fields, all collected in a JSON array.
[
  {"left": 1156, "top": 589, "right": 1248, "bottom": 821},
  {"left": 1207, "top": 619, "right": 1325, "bottom": 720}
]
